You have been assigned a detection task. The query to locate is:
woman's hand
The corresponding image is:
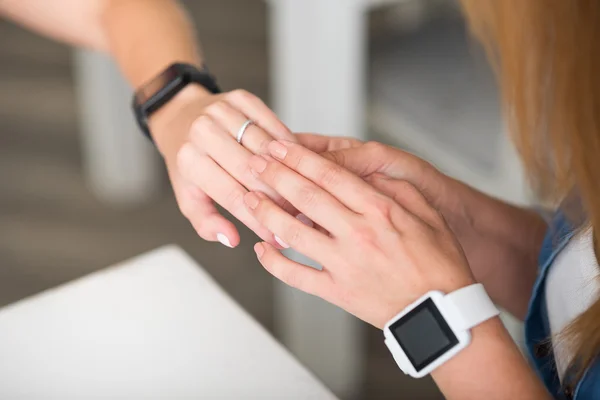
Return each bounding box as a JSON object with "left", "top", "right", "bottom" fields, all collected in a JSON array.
[
  {"left": 149, "top": 86, "right": 297, "bottom": 248},
  {"left": 241, "top": 140, "right": 551, "bottom": 398},
  {"left": 296, "top": 135, "right": 463, "bottom": 227},
  {"left": 297, "top": 135, "right": 547, "bottom": 319},
  {"left": 243, "top": 140, "right": 476, "bottom": 328}
]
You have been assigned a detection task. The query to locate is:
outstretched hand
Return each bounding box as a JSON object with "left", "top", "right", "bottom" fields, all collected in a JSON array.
[{"left": 243, "top": 139, "right": 475, "bottom": 328}]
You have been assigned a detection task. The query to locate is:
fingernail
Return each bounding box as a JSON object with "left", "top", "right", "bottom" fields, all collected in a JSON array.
[
  {"left": 217, "top": 233, "right": 233, "bottom": 248},
  {"left": 249, "top": 155, "right": 267, "bottom": 176},
  {"left": 244, "top": 192, "right": 260, "bottom": 210},
  {"left": 268, "top": 140, "right": 288, "bottom": 160},
  {"left": 254, "top": 243, "right": 265, "bottom": 259},
  {"left": 274, "top": 235, "right": 290, "bottom": 249},
  {"left": 296, "top": 213, "right": 314, "bottom": 228}
]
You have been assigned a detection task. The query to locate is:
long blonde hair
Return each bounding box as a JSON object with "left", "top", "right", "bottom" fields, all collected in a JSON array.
[{"left": 460, "top": 0, "right": 600, "bottom": 382}]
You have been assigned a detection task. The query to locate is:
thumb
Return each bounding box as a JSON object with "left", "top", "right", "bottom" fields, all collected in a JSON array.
[
  {"left": 321, "top": 145, "right": 390, "bottom": 178},
  {"left": 323, "top": 142, "right": 433, "bottom": 182},
  {"left": 295, "top": 133, "right": 362, "bottom": 153}
]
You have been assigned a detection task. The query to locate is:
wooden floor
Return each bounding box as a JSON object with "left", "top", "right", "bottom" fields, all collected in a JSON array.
[{"left": 0, "top": 1, "right": 441, "bottom": 398}]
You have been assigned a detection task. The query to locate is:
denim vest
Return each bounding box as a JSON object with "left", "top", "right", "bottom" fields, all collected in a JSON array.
[{"left": 525, "top": 213, "right": 600, "bottom": 399}]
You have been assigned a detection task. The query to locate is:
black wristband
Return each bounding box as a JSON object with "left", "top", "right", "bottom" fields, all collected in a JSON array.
[{"left": 132, "top": 63, "right": 221, "bottom": 141}]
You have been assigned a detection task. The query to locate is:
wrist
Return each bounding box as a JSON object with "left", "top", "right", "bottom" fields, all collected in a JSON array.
[
  {"left": 426, "top": 168, "right": 474, "bottom": 238},
  {"left": 431, "top": 317, "right": 549, "bottom": 399},
  {"left": 382, "top": 274, "right": 477, "bottom": 330},
  {"left": 148, "top": 84, "right": 213, "bottom": 156}
]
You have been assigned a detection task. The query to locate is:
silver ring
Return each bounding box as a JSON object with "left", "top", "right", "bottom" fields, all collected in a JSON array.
[{"left": 236, "top": 119, "right": 254, "bottom": 144}]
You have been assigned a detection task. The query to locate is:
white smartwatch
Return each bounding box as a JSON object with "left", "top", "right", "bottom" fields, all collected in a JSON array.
[{"left": 383, "top": 283, "right": 499, "bottom": 378}]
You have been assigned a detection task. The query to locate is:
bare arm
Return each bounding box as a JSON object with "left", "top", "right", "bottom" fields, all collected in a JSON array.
[
  {"left": 305, "top": 138, "right": 548, "bottom": 320},
  {"left": 245, "top": 140, "right": 551, "bottom": 399},
  {"left": 0, "top": 0, "right": 206, "bottom": 117},
  {"left": 443, "top": 177, "right": 547, "bottom": 319},
  {"left": 0, "top": 0, "right": 110, "bottom": 51},
  {"left": 1, "top": 0, "right": 296, "bottom": 248}
]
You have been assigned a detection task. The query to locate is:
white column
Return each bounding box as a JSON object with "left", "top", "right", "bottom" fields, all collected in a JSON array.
[
  {"left": 268, "top": 1, "right": 369, "bottom": 398},
  {"left": 72, "top": 49, "right": 161, "bottom": 205}
]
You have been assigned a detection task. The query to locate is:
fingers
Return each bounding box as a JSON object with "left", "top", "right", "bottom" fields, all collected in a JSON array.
[
  {"left": 367, "top": 175, "right": 444, "bottom": 230},
  {"left": 295, "top": 133, "right": 362, "bottom": 153},
  {"left": 264, "top": 140, "right": 379, "bottom": 214},
  {"left": 169, "top": 170, "right": 240, "bottom": 247},
  {"left": 244, "top": 191, "right": 335, "bottom": 262},
  {"left": 248, "top": 154, "right": 357, "bottom": 235},
  {"left": 204, "top": 98, "right": 274, "bottom": 154},
  {"left": 177, "top": 143, "right": 277, "bottom": 245},
  {"left": 319, "top": 144, "right": 387, "bottom": 178},
  {"left": 189, "top": 115, "right": 282, "bottom": 202},
  {"left": 225, "top": 90, "right": 294, "bottom": 141},
  {"left": 320, "top": 141, "right": 427, "bottom": 181},
  {"left": 254, "top": 242, "right": 332, "bottom": 297}
]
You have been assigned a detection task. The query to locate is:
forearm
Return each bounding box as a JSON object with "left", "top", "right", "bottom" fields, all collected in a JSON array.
[
  {"left": 432, "top": 317, "right": 550, "bottom": 399},
  {"left": 0, "top": 0, "right": 109, "bottom": 50},
  {"left": 101, "top": 0, "right": 203, "bottom": 89},
  {"left": 101, "top": 0, "right": 213, "bottom": 153},
  {"left": 445, "top": 178, "right": 547, "bottom": 319},
  {"left": 1, "top": 0, "right": 208, "bottom": 148}
]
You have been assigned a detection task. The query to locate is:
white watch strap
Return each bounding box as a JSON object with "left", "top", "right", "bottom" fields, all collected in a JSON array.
[{"left": 442, "top": 283, "right": 500, "bottom": 331}]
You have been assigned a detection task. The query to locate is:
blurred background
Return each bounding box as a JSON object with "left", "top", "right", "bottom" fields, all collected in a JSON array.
[{"left": 0, "top": 0, "right": 529, "bottom": 399}]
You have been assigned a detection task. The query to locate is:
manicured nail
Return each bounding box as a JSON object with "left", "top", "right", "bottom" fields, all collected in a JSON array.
[
  {"left": 296, "top": 213, "right": 314, "bottom": 228},
  {"left": 249, "top": 155, "right": 268, "bottom": 176},
  {"left": 268, "top": 140, "right": 288, "bottom": 160},
  {"left": 274, "top": 235, "right": 290, "bottom": 249},
  {"left": 254, "top": 243, "right": 265, "bottom": 259},
  {"left": 244, "top": 192, "right": 260, "bottom": 210},
  {"left": 217, "top": 233, "right": 233, "bottom": 248}
]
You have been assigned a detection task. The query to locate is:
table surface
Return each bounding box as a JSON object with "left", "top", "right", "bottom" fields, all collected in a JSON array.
[{"left": 0, "top": 246, "right": 337, "bottom": 399}]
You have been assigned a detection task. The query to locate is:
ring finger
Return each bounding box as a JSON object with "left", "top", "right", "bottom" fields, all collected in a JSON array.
[
  {"left": 204, "top": 100, "right": 274, "bottom": 154},
  {"left": 189, "top": 116, "right": 281, "bottom": 200},
  {"left": 244, "top": 191, "right": 336, "bottom": 265},
  {"left": 177, "top": 143, "right": 277, "bottom": 245}
]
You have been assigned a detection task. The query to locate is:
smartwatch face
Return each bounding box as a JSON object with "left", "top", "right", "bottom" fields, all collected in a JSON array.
[
  {"left": 389, "top": 298, "right": 459, "bottom": 372},
  {"left": 135, "top": 65, "right": 185, "bottom": 111}
]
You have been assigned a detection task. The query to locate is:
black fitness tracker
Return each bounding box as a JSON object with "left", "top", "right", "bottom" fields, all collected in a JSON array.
[{"left": 132, "top": 63, "right": 221, "bottom": 141}]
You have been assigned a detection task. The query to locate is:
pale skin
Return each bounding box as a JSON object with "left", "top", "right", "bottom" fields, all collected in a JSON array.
[
  {"left": 0, "top": 0, "right": 296, "bottom": 248},
  {"left": 301, "top": 136, "right": 548, "bottom": 320},
  {"left": 3, "top": 1, "right": 551, "bottom": 397},
  {"left": 244, "top": 139, "right": 550, "bottom": 399}
]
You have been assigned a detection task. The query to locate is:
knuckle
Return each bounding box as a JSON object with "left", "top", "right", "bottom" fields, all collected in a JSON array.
[
  {"left": 297, "top": 184, "right": 319, "bottom": 209},
  {"left": 364, "top": 141, "right": 387, "bottom": 157},
  {"left": 326, "top": 151, "right": 345, "bottom": 167},
  {"left": 224, "top": 188, "right": 245, "bottom": 210},
  {"left": 338, "top": 138, "right": 355, "bottom": 149},
  {"left": 260, "top": 161, "right": 280, "bottom": 185},
  {"left": 190, "top": 115, "right": 214, "bottom": 141},
  {"left": 178, "top": 199, "right": 195, "bottom": 219},
  {"left": 352, "top": 223, "right": 380, "bottom": 251},
  {"left": 284, "top": 225, "right": 303, "bottom": 248},
  {"left": 235, "top": 160, "right": 251, "bottom": 180},
  {"left": 281, "top": 268, "right": 300, "bottom": 289},
  {"left": 370, "top": 194, "right": 395, "bottom": 221},
  {"left": 176, "top": 142, "right": 197, "bottom": 179},
  {"left": 315, "top": 163, "right": 343, "bottom": 187},
  {"left": 228, "top": 89, "right": 254, "bottom": 102},
  {"left": 257, "top": 137, "right": 272, "bottom": 154},
  {"left": 432, "top": 210, "right": 447, "bottom": 228},
  {"left": 205, "top": 100, "right": 229, "bottom": 116},
  {"left": 394, "top": 180, "right": 419, "bottom": 201},
  {"left": 400, "top": 180, "right": 418, "bottom": 194}
]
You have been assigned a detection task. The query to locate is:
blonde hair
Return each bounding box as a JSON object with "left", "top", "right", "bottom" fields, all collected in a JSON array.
[{"left": 460, "top": 0, "right": 600, "bottom": 383}]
